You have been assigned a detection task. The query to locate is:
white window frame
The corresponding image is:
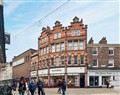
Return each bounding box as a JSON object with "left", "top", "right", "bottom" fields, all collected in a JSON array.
[
  {"left": 58, "top": 33, "right": 61, "bottom": 38},
  {"left": 74, "top": 42, "right": 78, "bottom": 50},
  {"left": 52, "top": 45, "right": 55, "bottom": 52},
  {"left": 71, "top": 30, "right": 75, "bottom": 36},
  {"left": 80, "top": 42, "right": 84, "bottom": 50},
  {"left": 61, "top": 43, "right": 65, "bottom": 51},
  {"left": 54, "top": 34, "right": 57, "bottom": 39},
  {"left": 109, "top": 48, "right": 114, "bottom": 55},
  {"left": 68, "top": 42, "right": 72, "bottom": 50},
  {"left": 56, "top": 44, "right": 60, "bottom": 52},
  {"left": 56, "top": 58, "right": 60, "bottom": 66},
  {"left": 93, "top": 58, "right": 98, "bottom": 67},
  {"left": 93, "top": 47, "right": 98, "bottom": 55},
  {"left": 76, "top": 30, "right": 80, "bottom": 36},
  {"left": 108, "top": 59, "right": 114, "bottom": 67}
]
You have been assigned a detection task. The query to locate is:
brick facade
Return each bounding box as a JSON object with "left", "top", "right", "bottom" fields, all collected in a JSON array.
[{"left": 12, "top": 49, "right": 37, "bottom": 79}]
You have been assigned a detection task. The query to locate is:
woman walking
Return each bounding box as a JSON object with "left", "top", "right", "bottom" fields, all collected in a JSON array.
[
  {"left": 18, "top": 77, "right": 26, "bottom": 95},
  {"left": 28, "top": 79, "right": 36, "bottom": 95}
]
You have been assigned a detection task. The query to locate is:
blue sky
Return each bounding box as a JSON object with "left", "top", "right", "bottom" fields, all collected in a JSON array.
[{"left": 3, "top": 0, "right": 119, "bottom": 62}]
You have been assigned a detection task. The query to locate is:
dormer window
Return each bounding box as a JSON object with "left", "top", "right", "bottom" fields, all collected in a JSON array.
[
  {"left": 58, "top": 33, "right": 61, "bottom": 38},
  {"left": 54, "top": 34, "right": 57, "bottom": 39},
  {"left": 71, "top": 30, "right": 80, "bottom": 36}
]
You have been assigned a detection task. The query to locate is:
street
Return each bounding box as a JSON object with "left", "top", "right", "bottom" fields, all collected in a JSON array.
[{"left": 12, "top": 88, "right": 120, "bottom": 95}]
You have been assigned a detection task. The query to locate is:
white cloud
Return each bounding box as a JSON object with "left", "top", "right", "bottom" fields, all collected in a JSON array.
[{"left": 4, "top": 2, "right": 23, "bottom": 16}]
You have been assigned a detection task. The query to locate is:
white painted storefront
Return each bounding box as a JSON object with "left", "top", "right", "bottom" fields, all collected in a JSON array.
[
  {"left": 31, "top": 67, "right": 86, "bottom": 87},
  {"left": 87, "top": 70, "right": 120, "bottom": 87}
]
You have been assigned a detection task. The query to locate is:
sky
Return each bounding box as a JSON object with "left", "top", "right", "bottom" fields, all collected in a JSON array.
[{"left": 3, "top": 0, "right": 119, "bottom": 62}]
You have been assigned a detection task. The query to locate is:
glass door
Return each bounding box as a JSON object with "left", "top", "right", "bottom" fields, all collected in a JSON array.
[{"left": 89, "top": 76, "right": 99, "bottom": 87}]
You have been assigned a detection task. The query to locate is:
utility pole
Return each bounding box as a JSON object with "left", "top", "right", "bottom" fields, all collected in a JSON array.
[{"left": 0, "top": 0, "right": 6, "bottom": 63}]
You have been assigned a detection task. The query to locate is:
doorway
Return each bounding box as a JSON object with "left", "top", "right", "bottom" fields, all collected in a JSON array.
[
  {"left": 89, "top": 76, "right": 99, "bottom": 87},
  {"left": 80, "top": 74, "right": 85, "bottom": 88}
]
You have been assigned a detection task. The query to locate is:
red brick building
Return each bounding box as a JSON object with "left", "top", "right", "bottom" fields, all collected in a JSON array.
[
  {"left": 87, "top": 37, "right": 120, "bottom": 87},
  {"left": 12, "top": 49, "right": 37, "bottom": 80},
  {"left": 32, "top": 17, "right": 88, "bottom": 87}
]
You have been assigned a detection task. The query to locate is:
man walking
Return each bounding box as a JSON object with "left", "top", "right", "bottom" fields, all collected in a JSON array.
[
  {"left": 61, "top": 79, "right": 66, "bottom": 95},
  {"left": 37, "top": 78, "right": 44, "bottom": 95}
]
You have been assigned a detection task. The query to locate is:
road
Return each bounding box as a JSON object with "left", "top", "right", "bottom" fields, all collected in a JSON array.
[{"left": 12, "top": 88, "right": 120, "bottom": 95}]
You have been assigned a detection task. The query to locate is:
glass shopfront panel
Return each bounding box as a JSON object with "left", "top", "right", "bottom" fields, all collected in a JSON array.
[{"left": 89, "top": 76, "right": 99, "bottom": 86}]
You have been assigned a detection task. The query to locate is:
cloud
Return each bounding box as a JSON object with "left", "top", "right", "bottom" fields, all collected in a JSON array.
[{"left": 4, "top": 2, "right": 23, "bottom": 16}]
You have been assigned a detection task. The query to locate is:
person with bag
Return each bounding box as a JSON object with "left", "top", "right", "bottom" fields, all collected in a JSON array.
[
  {"left": 61, "top": 79, "right": 66, "bottom": 95},
  {"left": 57, "top": 80, "right": 62, "bottom": 94},
  {"left": 28, "top": 79, "right": 36, "bottom": 95},
  {"left": 18, "top": 77, "right": 26, "bottom": 95},
  {"left": 37, "top": 78, "right": 44, "bottom": 95}
]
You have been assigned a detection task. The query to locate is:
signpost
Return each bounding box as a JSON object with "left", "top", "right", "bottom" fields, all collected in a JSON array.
[{"left": 0, "top": 0, "right": 6, "bottom": 63}]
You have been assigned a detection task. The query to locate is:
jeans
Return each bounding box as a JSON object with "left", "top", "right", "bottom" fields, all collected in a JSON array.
[
  {"left": 30, "top": 90, "right": 35, "bottom": 95},
  {"left": 38, "top": 89, "right": 44, "bottom": 95},
  {"left": 19, "top": 91, "right": 25, "bottom": 95},
  {"left": 62, "top": 89, "right": 66, "bottom": 95}
]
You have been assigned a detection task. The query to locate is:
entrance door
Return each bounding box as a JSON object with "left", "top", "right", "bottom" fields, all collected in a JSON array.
[
  {"left": 102, "top": 76, "right": 110, "bottom": 86},
  {"left": 80, "top": 74, "right": 85, "bottom": 88},
  {"left": 89, "top": 76, "right": 99, "bottom": 87}
]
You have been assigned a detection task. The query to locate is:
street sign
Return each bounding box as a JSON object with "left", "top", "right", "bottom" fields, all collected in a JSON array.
[{"left": 5, "top": 33, "right": 10, "bottom": 44}]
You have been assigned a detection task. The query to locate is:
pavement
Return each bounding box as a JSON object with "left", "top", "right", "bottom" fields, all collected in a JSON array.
[{"left": 12, "top": 88, "right": 120, "bottom": 95}]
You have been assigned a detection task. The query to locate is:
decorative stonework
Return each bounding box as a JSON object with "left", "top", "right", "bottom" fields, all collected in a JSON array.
[
  {"left": 55, "top": 21, "right": 61, "bottom": 26},
  {"left": 73, "top": 16, "right": 79, "bottom": 22}
]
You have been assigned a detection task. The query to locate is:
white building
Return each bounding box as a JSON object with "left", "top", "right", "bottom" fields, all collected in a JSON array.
[
  {"left": 87, "top": 69, "right": 120, "bottom": 87},
  {"left": 0, "top": 62, "right": 12, "bottom": 81}
]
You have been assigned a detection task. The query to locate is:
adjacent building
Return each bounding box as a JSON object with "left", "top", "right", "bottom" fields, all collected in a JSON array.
[
  {"left": 87, "top": 37, "right": 120, "bottom": 87},
  {"left": 0, "top": 62, "right": 12, "bottom": 82},
  {"left": 34, "top": 17, "right": 88, "bottom": 87},
  {"left": 12, "top": 49, "right": 37, "bottom": 81}
]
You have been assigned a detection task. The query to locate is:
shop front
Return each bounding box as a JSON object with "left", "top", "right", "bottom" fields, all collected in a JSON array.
[
  {"left": 35, "top": 66, "right": 86, "bottom": 87},
  {"left": 87, "top": 70, "right": 120, "bottom": 87}
]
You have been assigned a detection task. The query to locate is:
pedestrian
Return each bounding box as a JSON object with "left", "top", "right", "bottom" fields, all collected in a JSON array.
[
  {"left": 106, "top": 80, "right": 109, "bottom": 88},
  {"left": 28, "top": 79, "right": 36, "bottom": 95},
  {"left": 57, "top": 80, "right": 62, "bottom": 94},
  {"left": 37, "top": 78, "right": 44, "bottom": 95},
  {"left": 18, "top": 77, "right": 26, "bottom": 95},
  {"left": 61, "top": 79, "right": 66, "bottom": 95},
  {"left": 109, "top": 80, "right": 112, "bottom": 88}
]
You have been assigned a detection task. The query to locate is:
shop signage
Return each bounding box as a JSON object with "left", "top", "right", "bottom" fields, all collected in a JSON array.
[
  {"left": 50, "top": 68, "right": 65, "bottom": 74},
  {"left": 67, "top": 67, "right": 85, "bottom": 73},
  {"left": 31, "top": 71, "right": 37, "bottom": 75},
  {"left": 38, "top": 69, "right": 48, "bottom": 75},
  {"left": 88, "top": 71, "right": 120, "bottom": 75}
]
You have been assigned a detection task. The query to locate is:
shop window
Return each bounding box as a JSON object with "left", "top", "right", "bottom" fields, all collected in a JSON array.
[
  {"left": 93, "top": 59, "right": 98, "bottom": 67},
  {"left": 68, "top": 56, "right": 71, "bottom": 64},
  {"left": 68, "top": 42, "right": 72, "bottom": 50},
  {"left": 74, "top": 56, "right": 78, "bottom": 64},
  {"left": 74, "top": 42, "right": 78, "bottom": 50},
  {"left": 80, "top": 42, "right": 84, "bottom": 50},
  {"left": 93, "top": 47, "right": 98, "bottom": 55},
  {"left": 89, "top": 76, "right": 99, "bottom": 86},
  {"left": 56, "top": 58, "right": 60, "bottom": 66},
  {"left": 108, "top": 59, "right": 114, "bottom": 67},
  {"left": 51, "top": 58, "right": 54, "bottom": 66},
  {"left": 80, "top": 56, "right": 84, "bottom": 64},
  {"left": 109, "top": 48, "right": 114, "bottom": 55},
  {"left": 61, "top": 57, "right": 64, "bottom": 65},
  {"left": 56, "top": 44, "right": 60, "bottom": 52}
]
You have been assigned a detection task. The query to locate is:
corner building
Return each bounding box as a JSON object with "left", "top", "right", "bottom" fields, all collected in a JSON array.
[{"left": 38, "top": 17, "right": 87, "bottom": 87}]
